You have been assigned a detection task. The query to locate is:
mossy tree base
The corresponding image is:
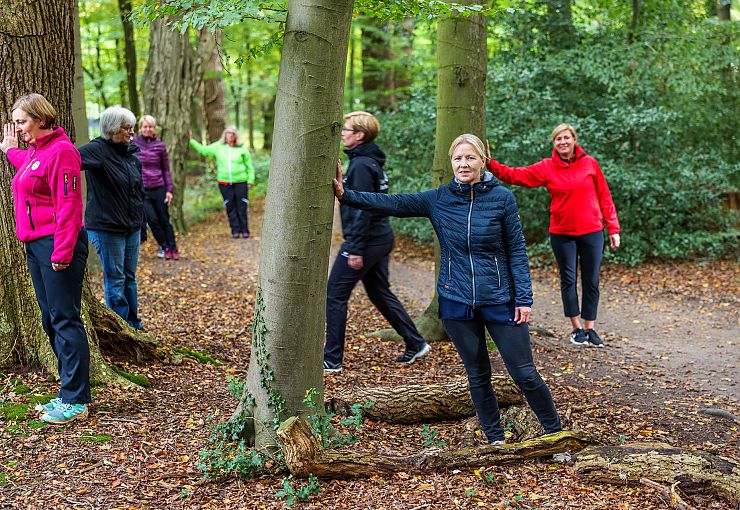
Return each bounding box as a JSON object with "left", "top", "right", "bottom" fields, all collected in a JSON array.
[{"left": 278, "top": 416, "right": 594, "bottom": 479}]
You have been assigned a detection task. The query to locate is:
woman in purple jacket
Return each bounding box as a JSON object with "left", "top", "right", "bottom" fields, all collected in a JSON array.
[
  {"left": 133, "top": 115, "right": 179, "bottom": 260},
  {"left": 1, "top": 93, "right": 90, "bottom": 424}
]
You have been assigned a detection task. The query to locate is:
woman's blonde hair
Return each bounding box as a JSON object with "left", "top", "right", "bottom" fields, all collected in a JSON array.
[
  {"left": 138, "top": 115, "right": 157, "bottom": 129},
  {"left": 343, "top": 111, "right": 380, "bottom": 142},
  {"left": 219, "top": 125, "right": 242, "bottom": 145},
  {"left": 550, "top": 123, "right": 577, "bottom": 142},
  {"left": 12, "top": 93, "right": 57, "bottom": 129},
  {"left": 448, "top": 133, "right": 487, "bottom": 162}
]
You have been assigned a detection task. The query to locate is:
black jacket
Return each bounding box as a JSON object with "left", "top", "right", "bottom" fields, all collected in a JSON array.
[
  {"left": 79, "top": 137, "right": 145, "bottom": 234},
  {"left": 341, "top": 172, "right": 533, "bottom": 307},
  {"left": 339, "top": 141, "right": 394, "bottom": 255}
]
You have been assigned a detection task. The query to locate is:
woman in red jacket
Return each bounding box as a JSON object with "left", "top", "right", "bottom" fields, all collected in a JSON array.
[
  {"left": 487, "top": 123, "right": 620, "bottom": 347},
  {"left": 1, "top": 93, "right": 90, "bottom": 424}
]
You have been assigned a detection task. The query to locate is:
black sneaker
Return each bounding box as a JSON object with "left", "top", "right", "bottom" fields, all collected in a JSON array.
[
  {"left": 395, "top": 342, "right": 431, "bottom": 364},
  {"left": 323, "top": 360, "right": 342, "bottom": 373},
  {"left": 585, "top": 329, "right": 604, "bottom": 348},
  {"left": 569, "top": 328, "right": 588, "bottom": 346}
]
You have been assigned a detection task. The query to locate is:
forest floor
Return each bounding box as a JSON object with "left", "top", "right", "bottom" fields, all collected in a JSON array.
[{"left": 1, "top": 203, "right": 738, "bottom": 510}]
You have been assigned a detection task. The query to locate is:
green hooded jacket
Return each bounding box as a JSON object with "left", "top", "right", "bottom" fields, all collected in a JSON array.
[{"left": 189, "top": 139, "right": 255, "bottom": 184}]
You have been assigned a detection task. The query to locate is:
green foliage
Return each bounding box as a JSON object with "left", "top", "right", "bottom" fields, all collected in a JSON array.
[
  {"left": 0, "top": 402, "right": 29, "bottom": 421},
  {"left": 381, "top": 1, "right": 738, "bottom": 265},
  {"left": 274, "top": 474, "right": 321, "bottom": 506},
  {"left": 302, "top": 389, "right": 372, "bottom": 449},
  {"left": 420, "top": 423, "right": 446, "bottom": 447}
]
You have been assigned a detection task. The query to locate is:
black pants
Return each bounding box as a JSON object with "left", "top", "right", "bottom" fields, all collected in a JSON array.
[
  {"left": 443, "top": 318, "right": 561, "bottom": 443},
  {"left": 550, "top": 230, "right": 604, "bottom": 321},
  {"left": 324, "top": 241, "right": 425, "bottom": 365},
  {"left": 143, "top": 186, "right": 177, "bottom": 249},
  {"left": 218, "top": 182, "right": 249, "bottom": 235},
  {"left": 25, "top": 230, "right": 91, "bottom": 404}
]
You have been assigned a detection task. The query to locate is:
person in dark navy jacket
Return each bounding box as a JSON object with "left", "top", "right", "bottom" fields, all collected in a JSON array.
[
  {"left": 323, "top": 111, "right": 430, "bottom": 373},
  {"left": 333, "top": 133, "right": 561, "bottom": 444}
]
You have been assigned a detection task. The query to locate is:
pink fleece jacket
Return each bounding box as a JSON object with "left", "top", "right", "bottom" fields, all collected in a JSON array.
[{"left": 7, "top": 127, "right": 83, "bottom": 264}]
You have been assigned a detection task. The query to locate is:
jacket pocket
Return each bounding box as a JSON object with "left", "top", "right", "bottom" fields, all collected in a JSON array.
[{"left": 26, "top": 201, "right": 35, "bottom": 230}]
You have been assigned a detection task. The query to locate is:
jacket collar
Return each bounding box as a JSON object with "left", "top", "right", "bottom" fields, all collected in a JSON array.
[
  {"left": 552, "top": 144, "right": 587, "bottom": 168},
  {"left": 449, "top": 171, "right": 499, "bottom": 194},
  {"left": 32, "top": 126, "right": 67, "bottom": 150}
]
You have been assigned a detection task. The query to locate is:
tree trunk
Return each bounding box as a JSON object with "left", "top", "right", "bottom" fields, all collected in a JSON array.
[
  {"left": 235, "top": 0, "right": 354, "bottom": 451},
  {"left": 326, "top": 375, "right": 522, "bottom": 424},
  {"left": 574, "top": 443, "right": 740, "bottom": 506},
  {"left": 0, "top": 0, "right": 156, "bottom": 385},
  {"left": 369, "top": 0, "right": 487, "bottom": 343},
  {"left": 361, "top": 16, "right": 394, "bottom": 112},
  {"left": 278, "top": 416, "right": 593, "bottom": 479},
  {"left": 72, "top": 2, "right": 89, "bottom": 146},
  {"left": 198, "top": 29, "right": 227, "bottom": 143},
  {"left": 262, "top": 93, "right": 276, "bottom": 151},
  {"left": 141, "top": 19, "right": 201, "bottom": 233},
  {"left": 718, "top": 0, "right": 731, "bottom": 20},
  {"left": 117, "top": 0, "right": 140, "bottom": 118},
  {"left": 545, "top": 0, "right": 576, "bottom": 50}
]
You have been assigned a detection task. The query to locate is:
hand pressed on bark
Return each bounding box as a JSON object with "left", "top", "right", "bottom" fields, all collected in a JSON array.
[{"left": 333, "top": 160, "right": 345, "bottom": 200}]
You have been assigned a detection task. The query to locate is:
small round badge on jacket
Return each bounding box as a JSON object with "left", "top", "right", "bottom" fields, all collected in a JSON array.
[{"left": 32, "top": 161, "right": 40, "bottom": 170}]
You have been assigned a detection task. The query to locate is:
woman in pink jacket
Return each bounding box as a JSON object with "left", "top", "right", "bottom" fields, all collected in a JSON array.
[
  {"left": 488, "top": 123, "right": 620, "bottom": 347},
  {"left": 1, "top": 93, "right": 90, "bottom": 424}
]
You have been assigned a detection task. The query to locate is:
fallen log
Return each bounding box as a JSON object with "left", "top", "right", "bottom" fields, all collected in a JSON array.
[
  {"left": 574, "top": 443, "right": 740, "bottom": 506},
  {"left": 326, "top": 375, "right": 522, "bottom": 424},
  {"left": 277, "top": 416, "right": 594, "bottom": 479}
]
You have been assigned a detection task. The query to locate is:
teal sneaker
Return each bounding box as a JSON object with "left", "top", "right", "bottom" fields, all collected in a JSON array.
[
  {"left": 41, "top": 403, "right": 89, "bottom": 424},
  {"left": 34, "top": 397, "right": 62, "bottom": 413}
]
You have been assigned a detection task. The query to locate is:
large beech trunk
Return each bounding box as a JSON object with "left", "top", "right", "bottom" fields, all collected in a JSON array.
[
  {"left": 574, "top": 443, "right": 740, "bottom": 506},
  {"left": 0, "top": 0, "right": 158, "bottom": 386},
  {"left": 326, "top": 375, "right": 522, "bottom": 424},
  {"left": 278, "top": 416, "right": 593, "bottom": 479}
]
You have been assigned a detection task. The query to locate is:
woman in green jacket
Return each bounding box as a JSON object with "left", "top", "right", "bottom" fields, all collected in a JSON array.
[{"left": 189, "top": 126, "right": 255, "bottom": 238}]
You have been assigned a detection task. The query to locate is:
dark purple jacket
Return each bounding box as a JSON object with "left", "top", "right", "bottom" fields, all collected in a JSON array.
[{"left": 132, "top": 135, "right": 173, "bottom": 192}]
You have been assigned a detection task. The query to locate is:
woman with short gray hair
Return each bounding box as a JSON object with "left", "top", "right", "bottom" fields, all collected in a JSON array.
[{"left": 79, "top": 106, "right": 146, "bottom": 329}]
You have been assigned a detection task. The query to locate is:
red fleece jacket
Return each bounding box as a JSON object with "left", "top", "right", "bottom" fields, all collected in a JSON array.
[
  {"left": 8, "top": 127, "right": 83, "bottom": 264},
  {"left": 487, "top": 145, "right": 620, "bottom": 236}
]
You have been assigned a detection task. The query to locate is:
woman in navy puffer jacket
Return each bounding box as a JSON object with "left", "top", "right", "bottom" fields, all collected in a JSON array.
[{"left": 334, "top": 134, "right": 561, "bottom": 444}]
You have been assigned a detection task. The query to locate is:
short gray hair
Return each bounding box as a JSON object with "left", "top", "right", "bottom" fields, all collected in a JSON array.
[{"left": 99, "top": 106, "right": 136, "bottom": 139}]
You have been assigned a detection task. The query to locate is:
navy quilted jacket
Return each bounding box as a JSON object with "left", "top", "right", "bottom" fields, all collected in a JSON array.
[{"left": 341, "top": 172, "right": 533, "bottom": 307}]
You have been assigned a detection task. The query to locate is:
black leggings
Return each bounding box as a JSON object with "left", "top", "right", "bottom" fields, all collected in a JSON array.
[
  {"left": 443, "top": 318, "right": 561, "bottom": 443},
  {"left": 549, "top": 230, "right": 604, "bottom": 321},
  {"left": 219, "top": 182, "right": 249, "bottom": 235},
  {"left": 143, "top": 186, "right": 177, "bottom": 249}
]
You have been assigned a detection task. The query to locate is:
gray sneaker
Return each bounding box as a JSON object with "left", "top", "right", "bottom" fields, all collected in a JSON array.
[
  {"left": 323, "top": 360, "right": 342, "bottom": 373},
  {"left": 569, "top": 328, "right": 588, "bottom": 346},
  {"left": 395, "top": 342, "right": 432, "bottom": 364}
]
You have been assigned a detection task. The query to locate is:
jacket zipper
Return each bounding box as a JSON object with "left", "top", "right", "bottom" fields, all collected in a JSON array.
[
  {"left": 64, "top": 173, "right": 68, "bottom": 195},
  {"left": 26, "top": 200, "right": 35, "bottom": 230},
  {"left": 494, "top": 256, "right": 501, "bottom": 287},
  {"left": 467, "top": 188, "right": 476, "bottom": 308},
  {"left": 447, "top": 253, "right": 451, "bottom": 283}
]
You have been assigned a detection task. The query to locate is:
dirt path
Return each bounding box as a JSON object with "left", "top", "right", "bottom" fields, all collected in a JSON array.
[{"left": 1, "top": 204, "right": 737, "bottom": 510}]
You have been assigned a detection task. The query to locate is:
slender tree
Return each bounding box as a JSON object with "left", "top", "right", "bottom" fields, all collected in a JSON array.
[
  {"left": 233, "top": 0, "right": 354, "bottom": 450},
  {"left": 361, "top": 16, "right": 394, "bottom": 111},
  {"left": 72, "top": 1, "right": 89, "bottom": 146},
  {"left": 0, "top": 0, "right": 154, "bottom": 384},
  {"left": 118, "top": 0, "right": 140, "bottom": 117},
  {"left": 545, "top": 0, "right": 576, "bottom": 50},
  {"left": 198, "top": 28, "right": 227, "bottom": 143},
  {"left": 718, "top": 0, "right": 731, "bottom": 20},
  {"left": 369, "top": 0, "right": 487, "bottom": 342},
  {"left": 141, "top": 19, "right": 201, "bottom": 232}
]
